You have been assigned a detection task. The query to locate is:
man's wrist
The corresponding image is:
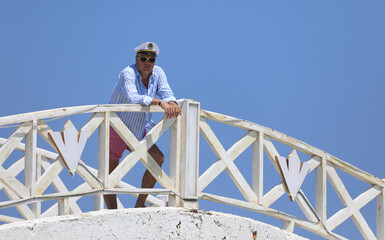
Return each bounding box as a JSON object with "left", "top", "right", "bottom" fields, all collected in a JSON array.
[{"left": 159, "top": 100, "right": 162, "bottom": 106}]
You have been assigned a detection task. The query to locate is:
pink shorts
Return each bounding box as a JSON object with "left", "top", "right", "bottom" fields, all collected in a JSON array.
[{"left": 109, "top": 127, "right": 147, "bottom": 160}]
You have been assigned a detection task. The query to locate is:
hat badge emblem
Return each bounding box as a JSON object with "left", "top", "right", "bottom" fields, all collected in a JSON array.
[{"left": 147, "top": 43, "right": 153, "bottom": 50}]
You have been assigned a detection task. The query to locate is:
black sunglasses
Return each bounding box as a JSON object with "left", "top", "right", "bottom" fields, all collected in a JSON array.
[{"left": 139, "top": 56, "right": 156, "bottom": 63}]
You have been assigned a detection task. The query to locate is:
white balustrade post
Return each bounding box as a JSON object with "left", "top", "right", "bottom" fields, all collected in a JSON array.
[
  {"left": 252, "top": 131, "right": 263, "bottom": 204},
  {"left": 25, "top": 119, "right": 38, "bottom": 218},
  {"left": 179, "top": 100, "right": 200, "bottom": 209},
  {"left": 58, "top": 198, "right": 69, "bottom": 215},
  {"left": 32, "top": 154, "right": 42, "bottom": 218},
  {"left": 169, "top": 115, "right": 182, "bottom": 207},
  {"left": 377, "top": 183, "right": 385, "bottom": 240},
  {"left": 95, "top": 112, "right": 110, "bottom": 211},
  {"left": 316, "top": 155, "right": 327, "bottom": 223}
]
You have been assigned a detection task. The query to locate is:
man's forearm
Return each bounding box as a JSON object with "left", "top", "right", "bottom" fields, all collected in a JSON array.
[
  {"left": 150, "top": 98, "right": 162, "bottom": 106},
  {"left": 150, "top": 99, "right": 177, "bottom": 106}
]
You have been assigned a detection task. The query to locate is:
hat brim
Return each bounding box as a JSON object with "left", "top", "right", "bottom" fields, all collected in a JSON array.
[{"left": 137, "top": 50, "right": 157, "bottom": 55}]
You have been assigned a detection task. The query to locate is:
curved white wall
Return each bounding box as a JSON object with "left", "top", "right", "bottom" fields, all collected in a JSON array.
[{"left": 0, "top": 208, "right": 308, "bottom": 240}]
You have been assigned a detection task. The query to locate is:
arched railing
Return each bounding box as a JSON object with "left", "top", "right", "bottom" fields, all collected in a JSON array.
[{"left": 0, "top": 100, "right": 383, "bottom": 240}]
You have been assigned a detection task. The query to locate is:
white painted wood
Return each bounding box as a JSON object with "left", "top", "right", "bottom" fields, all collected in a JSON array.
[
  {"left": 227, "top": 130, "right": 257, "bottom": 160},
  {"left": 110, "top": 112, "right": 139, "bottom": 151},
  {"left": 0, "top": 155, "right": 41, "bottom": 217},
  {"left": 0, "top": 122, "right": 31, "bottom": 165},
  {"left": 116, "top": 182, "right": 165, "bottom": 207},
  {"left": 0, "top": 188, "right": 173, "bottom": 210},
  {"left": 276, "top": 150, "right": 311, "bottom": 201},
  {"left": 201, "top": 109, "right": 384, "bottom": 188},
  {"left": 107, "top": 114, "right": 146, "bottom": 188},
  {"left": 0, "top": 167, "right": 29, "bottom": 198},
  {"left": 179, "top": 100, "right": 200, "bottom": 207},
  {"left": 48, "top": 120, "right": 89, "bottom": 176},
  {"left": 327, "top": 164, "right": 376, "bottom": 240},
  {"left": 38, "top": 157, "right": 99, "bottom": 211},
  {"left": 223, "top": 155, "right": 258, "bottom": 203},
  {"left": 31, "top": 154, "right": 42, "bottom": 218},
  {"left": 35, "top": 156, "right": 65, "bottom": 195},
  {"left": 95, "top": 112, "right": 109, "bottom": 211},
  {"left": 108, "top": 115, "right": 175, "bottom": 188},
  {"left": 140, "top": 152, "right": 175, "bottom": 189},
  {"left": 82, "top": 164, "right": 165, "bottom": 207},
  {"left": 2, "top": 186, "right": 35, "bottom": 220},
  {"left": 261, "top": 136, "right": 281, "bottom": 172},
  {"left": 80, "top": 112, "right": 105, "bottom": 138},
  {"left": 25, "top": 120, "right": 37, "bottom": 197},
  {"left": 58, "top": 198, "right": 69, "bottom": 215},
  {"left": 0, "top": 104, "right": 167, "bottom": 126},
  {"left": 168, "top": 117, "right": 182, "bottom": 207},
  {"left": 0, "top": 101, "right": 382, "bottom": 240},
  {"left": 201, "top": 192, "right": 348, "bottom": 240},
  {"left": 354, "top": 185, "right": 381, "bottom": 213},
  {"left": 283, "top": 221, "right": 295, "bottom": 233},
  {"left": 328, "top": 155, "right": 384, "bottom": 189},
  {"left": 36, "top": 154, "right": 42, "bottom": 182},
  {"left": 116, "top": 198, "right": 124, "bottom": 209},
  {"left": 77, "top": 160, "right": 104, "bottom": 189},
  {"left": 25, "top": 120, "right": 38, "bottom": 219},
  {"left": 0, "top": 158, "right": 24, "bottom": 192},
  {"left": 316, "top": 156, "right": 327, "bottom": 223},
  {"left": 307, "top": 155, "right": 321, "bottom": 172},
  {"left": 0, "top": 160, "right": 34, "bottom": 220},
  {"left": 262, "top": 183, "right": 286, "bottom": 208},
  {"left": 143, "top": 116, "right": 177, "bottom": 149},
  {"left": 252, "top": 131, "right": 263, "bottom": 204},
  {"left": 40, "top": 158, "right": 83, "bottom": 215},
  {"left": 37, "top": 119, "right": 59, "bottom": 152},
  {"left": 0, "top": 137, "right": 58, "bottom": 161},
  {"left": 327, "top": 184, "right": 382, "bottom": 232},
  {"left": 295, "top": 190, "right": 318, "bottom": 223},
  {"left": 41, "top": 182, "right": 89, "bottom": 218},
  {"left": 198, "top": 119, "right": 228, "bottom": 191},
  {"left": 377, "top": 186, "right": 385, "bottom": 240},
  {"left": 198, "top": 159, "right": 227, "bottom": 192},
  {"left": 108, "top": 149, "right": 142, "bottom": 188},
  {"left": 0, "top": 214, "right": 22, "bottom": 223},
  {"left": 199, "top": 117, "right": 257, "bottom": 203}
]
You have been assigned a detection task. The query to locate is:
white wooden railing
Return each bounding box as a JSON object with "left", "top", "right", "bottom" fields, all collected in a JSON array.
[{"left": 0, "top": 100, "right": 383, "bottom": 240}]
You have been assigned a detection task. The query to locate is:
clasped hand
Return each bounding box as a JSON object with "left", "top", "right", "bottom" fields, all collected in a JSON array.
[{"left": 160, "top": 101, "right": 181, "bottom": 119}]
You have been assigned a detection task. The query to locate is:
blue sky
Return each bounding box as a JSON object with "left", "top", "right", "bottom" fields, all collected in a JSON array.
[{"left": 0, "top": 1, "right": 384, "bottom": 239}]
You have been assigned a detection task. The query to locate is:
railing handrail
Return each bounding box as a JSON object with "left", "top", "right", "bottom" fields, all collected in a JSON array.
[
  {"left": 0, "top": 104, "right": 381, "bottom": 188},
  {"left": 201, "top": 109, "right": 385, "bottom": 188},
  {"left": 0, "top": 101, "right": 383, "bottom": 239},
  {"left": 0, "top": 104, "right": 166, "bottom": 126}
]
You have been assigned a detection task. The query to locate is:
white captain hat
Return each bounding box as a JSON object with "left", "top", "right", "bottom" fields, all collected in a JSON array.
[{"left": 134, "top": 42, "right": 159, "bottom": 55}]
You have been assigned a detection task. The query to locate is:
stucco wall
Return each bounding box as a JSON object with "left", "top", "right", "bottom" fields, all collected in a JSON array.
[{"left": 0, "top": 207, "right": 308, "bottom": 240}]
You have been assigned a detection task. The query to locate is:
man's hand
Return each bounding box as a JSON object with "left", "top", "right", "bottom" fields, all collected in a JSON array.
[{"left": 160, "top": 101, "right": 181, "bottom": 119}]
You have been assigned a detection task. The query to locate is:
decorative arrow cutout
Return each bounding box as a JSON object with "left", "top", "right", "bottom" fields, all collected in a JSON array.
[
  {"left": 276, "top": 150, "right": 310, "bottom": 201},
  {"left": 48, "top": 120, "right": 89, "bottom": 176}
]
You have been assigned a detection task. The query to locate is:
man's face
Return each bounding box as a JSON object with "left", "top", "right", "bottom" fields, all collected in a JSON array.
[{"left": 136, "top": 53, "right": 156, "bottom": 76}]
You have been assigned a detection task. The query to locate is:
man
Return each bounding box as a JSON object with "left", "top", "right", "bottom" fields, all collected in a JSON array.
[{"left": 105, "top": 42, "right": 181, "bottom": 208}]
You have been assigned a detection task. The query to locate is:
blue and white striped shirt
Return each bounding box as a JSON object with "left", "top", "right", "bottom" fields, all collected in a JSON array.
[{"left": 109, "top": 64, "right": 176, "bottom": 140}]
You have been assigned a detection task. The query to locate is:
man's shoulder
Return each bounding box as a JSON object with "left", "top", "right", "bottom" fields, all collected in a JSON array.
[
  {"left": 120, "top": 65, "right": 136, "bottom": 74},
  {"left": 119, "top": 65, "right": 137, "bottom": 80}
]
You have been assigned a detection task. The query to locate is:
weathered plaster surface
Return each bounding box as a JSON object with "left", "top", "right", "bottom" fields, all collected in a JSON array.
[{"left": 0, "top": 207, "right": 308, "bottom": 240}]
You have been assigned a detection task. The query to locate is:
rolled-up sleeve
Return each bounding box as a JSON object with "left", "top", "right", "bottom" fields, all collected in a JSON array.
[
  {"left": 118, "top": 70, "right": 153, "bottom": 105},
  {"left": 156, "top": 68, "right": 176, "bottom": 103}
]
